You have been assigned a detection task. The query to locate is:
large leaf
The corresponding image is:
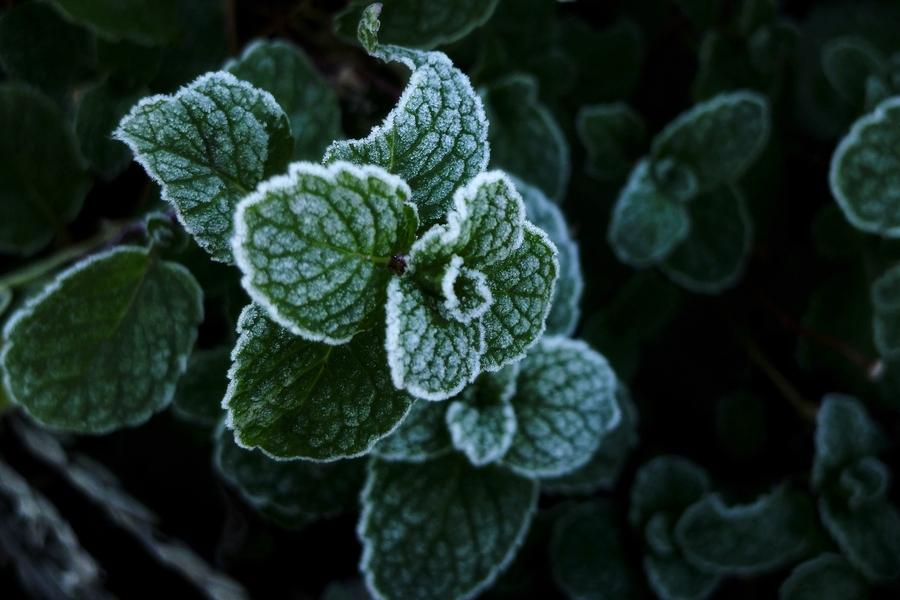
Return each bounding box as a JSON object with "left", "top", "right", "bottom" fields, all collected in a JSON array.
[
  {"left": 1, "top": 246, "right": 203, "bottom": 433},
  {"left": 223, "top": 305, "right": 413, "bottom": 461},
  {"left": 359, "top": 454, "right": 538, "bottom": 600},
  {"left": 233, "top": 161, "right": 418, "bottom": 344},
  {"left": 115, "top": 71, "right": 292, "bottom": 262}
]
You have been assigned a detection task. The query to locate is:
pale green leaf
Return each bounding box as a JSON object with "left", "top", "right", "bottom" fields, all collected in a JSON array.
[
  {"left": 233, "top": 161, "right": 417, "bottom": 344},
  {"left": 577, "top": 102, "right": 646, "bottom": 182},
  {"left": 372, "top": 399, "right": 451, "bottom": 462},
  {"left": 226, "top": 39, "right": 343, "bottom": 161},
  {"left": 171, "top": 346, "right": 229, "bottom": 427},
  {"left": 49, "top": 0, "right": 179, "bottom": 45},
  {"left": 829, "top": 96, "right": 900, "bottom": 236},
  {"left": 812, "top": 395, "right": 885, "bottom": 490},
  {"left": 0, "top": 84, "right": 90, "bottom": 256},
  {"left": 115, "top": 71, "right": 293, "bottom": 262},
  {"left": 324, "top": 6, "right": 489, "bottom": 225},
  {"left": 446, "top": 365, "right": 519, "bottom": 466},
  {"left": 359, "top": 454, "right": 538, "bottom": 600},
  {"left": 779, "top": 554, "right": 867, "bottom": 600},
  {"left": 224, "top": 305, "right": 414, "bottom": 461},
  {"left": 502, "top": 337, "right": 619, "bottom": 478},
  {"left": 76, "top": 81, "right": 146, "bottom": 180},
  {"left": 482, "top": 74, "right": 570, "bottom": 200},
  {"left": 819, "top": 494, "right": 900, "bottom": 582},
  {"left": 1, "top": 246, "right": 203, "bottom": 433}
]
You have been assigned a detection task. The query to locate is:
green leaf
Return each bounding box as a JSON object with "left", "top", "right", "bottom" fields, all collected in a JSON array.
[
  {"left": 502, "top": 337, "right": 619, "bottom": 478},
  {"left": 226, "top": 39, "right": 343, "bottom": 161},
  {"left": 608, "top": 160, "right": 690, "bottom": 268},
  {"left": 872, "top": 264, "right": 900, "bottom": 359},
  {"left": 446, "top": 366, "right": 518, "bottom": 466},
  {"left": 214, "top": 424, "right": 364, "bottom": 525},
  {"left": 822, "top": 36, "right": 885, "bottom": 105},
  {"left": 819, "top": 494, "right": 900, "bottom": 582},
  {"left": 577, "top": 102, "right": 646, "bottom": 182},
  {"left": 75, "top": 81, "right": 146, "bottom": 180},
  {"left": 48, "top": 0, "right": 179, "bottom": 45},
  {"left": 223, "top": 305, "right": 414, "bottom": 461},
  {"left": 651, "top": 91, "right": 770, "bottom": 194},
  {"left": 515, "top": 177, "right": 583, "bottom": 336},
  {"left": 630, "top": 456, "right": 712, "bottom": 528},
  {"left": 482, "top": 74, "right": 570, "bottom": 201},
  {"left": 372, "top": 399, "right": 451, "bottom": 462},
  {"left": 0, "top": 84, "right": 90, "bottom": 256},
  {"left": 334, "top": 0, "right": 499, "bottom": 49},
  {"left": 115, "top": 71, "right": 293, "bottom": 262},
  {"left": 812, "top": 394, "right": 885, "bottom": 490},
  {"left": 324, "top": 5, "right": 489, "bottom": 225},
  {"left": 551, "top": 502, "right": 636, "bottom": 600},
  {"left": 171, "top": 346, "right": 230, "bottom": 427},
  {"left": 0, "top": 2, "right": 96, "bottom": 98},
  {"left": 660, "top": 186, "right": 753, "bottom": 294},
  {"left": 830, "top": 96, "right": 900, "bottom": 237},
  {"left": 1, "top": 246, "right": 203, "bottom": 433},
  {"left": 233, "top": 161, "right": 418, "bottom": 345},
  {"left": 543, "top": 386, "right": 639, "bottom": 495},
  {"left": 676, "top": 486, "right": 816, "bottom": 575},
  {"left": 359, "top": 454, "right": 538, "bottom": 600},
  {"left": 779, "top": 554, "right": 867, "bottom": 600},
  {"left": 644, "top": 554, "right": 721, "bottom": 600}
]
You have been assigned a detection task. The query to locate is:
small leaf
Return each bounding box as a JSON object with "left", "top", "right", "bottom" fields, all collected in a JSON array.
[
  {"left": 644, "top": 554, "right": 721, "bottom": 600},
  {"left": 660, "top": 185, "right": 753, "bottom": 294},
  {"left": 75, "top": 81, "right": 146, "bottom": 180},
  {"left": 233, "top": 161, "right": 417, "bottom": 345},
  {"left": 812, "top": 394, "right": 884, "bottom": 490},
  {"left": 214, "top": 424, "right": 365, "bottom": 525},
  {"left": 372, "top": 399, "right": 451, "bottom": 462},
  {"left": 0, "top": 84, "right": 90, "bottom": 256},
  {"left": 675, "top": 486, "right": 816, "bottom": 575},
  {"left": 819, "top": 493, "right": 900, "bottom": 582},
  {"left": 482, "top": 74, "right": 571, "bottom": 200},
  {"left": 359, "top": 454, "right": 538, "bottom": 600},
  {"left": 577, "top": 102, "right": 647, "bottom": 181},
  {"left": 115, "top": 71, "right": 292, "bottom": 262},
  {"left": 629, "top": 456, "right": 712, "bottom": 528},
  {"left": 171, "top": 346, "right": 230, "bottom": 427},
  {"left": 335, "top": 0, "right": 500, "bottom": 49},
  {"left": 1, "top": 246, "right": 203, "bottom": 433},
  {"left": 49, "top": 0, "right": 179, "bottom": 45},
  {"left": 608, "top": 160, "right": 690, "bottom": 268},
  {"left": 224, "top": 305, "right": 414, "bottom": 461},
  {"left": 829, "top": 97, "right": 900, "bottom": 237},
  {"left": 651, "top": 90, "right": 770, "bottom": 193},
  {"left": 324, "top": 6, "right": 489, "bottom": 225},
  {"left": 822, "top": 36, "right": 885, "bottom": 105},
  {"left": 779, "top": 554, "right": 867, "bottom": 600},
  {"left": 226, "top": 39, "right": 343, "bottom": 161},
  {"left": 446, "top": 366, "right": 519, "bottom": 466},
  {"left": 502, "top": 337, "right": 619, "bottom": 478},
  {"left": 871, "top": 264, "right": 900, "bottom": 359}
]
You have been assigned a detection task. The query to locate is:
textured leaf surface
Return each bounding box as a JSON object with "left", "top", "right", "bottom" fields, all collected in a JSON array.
[
  {"left": 0, "top": 84, "right": 90, "bottom": 256},
  {"left": 608, "top": 160, "right": 690, "bottom": 268},
  {"left": 661, "top": 186, "right": 752, "bottom": 294},
  {"left": 779, "top": 554, "right": 867, "bottom": 600},
  {"left": 115, "top": 72, "right": 292, "bottom": 262},
  {"left": 171, "top": 346, "right": 230, "bottom": 427},
  {"left": 373, "top": 399, "right": 451, "bottom": 462},
  {"left": 227, "top": 39, "right": 343, "bottom": 160},
  {"left": 1, "top": 246, "right": 203, "bottom": 433},
  {"left": 483, "top": 74, "right": 570, "bottom": 200},
  {"left": 577, "top": 102, "right": 647, "bottom": 181},
  {"left": 233, "top": 161, "right": 417, "bottom": 344},
  {"left": 49, "top": 0, "right": 179, "bottom": 45},
  {"left": 224, "top": 305, "right": 413, "bottom": 460},
  {"left": 651, "top": 90, "right": 769, "bottom": 193},
  {"left": 830, "top": 97, "right": 900, "bottom": 236},
  {"left": 359, "top": 454, "right": 538, "bottom": 600},
  {"left": 76, "top": 82, "right": 146, "bottom": 180},
  {"left": 812, "top": 394, "right": 885, "bottom": 489},
  {"left": 446, "top": 366, "right": 518, "bottom": 466},
  {"left": 324, "top": 7, "right": 489, "bottom": 225},
  {"left": 502, "top": 337, "right": 619, "bottom": 478}
]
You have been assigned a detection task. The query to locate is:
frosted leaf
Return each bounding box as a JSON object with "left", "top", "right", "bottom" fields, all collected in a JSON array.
[
  {"left": 819, "top": 492, "right": 900, "bottom": 582},
  {"left": 779, "top": 554, "right": 867, "bottom": 600},
  {"left": 359, "top": 454, "right": 538, "bottom": 600},
  {"left": 812, "top": 394, "right": 885, "bottom": 490},
  {"left": 501, "top": 337, "right": 620, "bottom": 478},
  {"left": 49, "top": 0, "right": 179, "bottom": 45},
  {"left": 1, "top": 246, "right": 203, "bottom": 434},
  {"left": 446, "top": 365, "right": 519, "bottom": 466},
  {"left": 577, "top": 102, "right": 647, "bottom": 182},
  {"left": 171, "top": 346, "right": 230, "bottom": 427},
  {"left": 214, "top": 424, "right": 364, "bottom": 524},
  {"left": 373, "top": 399, "right": 452, "bottom": 462},
  {"left": 872, "top": 264, "right": 900, "bottom": 359},
  {"left": 543, "top": 386, "right": 639, "bottom": 495},
  {"left": 226, "top": 39, "right": 343, "bottom": 161},
  {"left": 651, "top": 90, "right": 770, "bottom": 194},
  {"left": 660, "top": 185, "right": 752, "bottom": 294},
  {"left": 822, "top": 36, "right": 885, "bottom": 105},
  {"left": 608, "top": 160, "right": 690, "bottom": 268},
  {"left": 323, "top": 5, "right": 489, "bottom": 225},
  {"left": 831, "top": 97, "right": 900, "bottom": 236},
  {"left": 0, "top": 84, "right": 90, "bottom": 256},
  {"left": 675, "top": 486, "right": 816, "bottom": 575},
  {"left": 514, "top": 176, "right": 583, "bottom": 336},
  {"left": 224, "top": 304, "right": 414, "bottom": 460},
  {"left": 334, "top": 0, "right": 499, "bottom": 50},
  {"left": 482, "top": 74, "right": 570, "bottom": 201},
  {"left": 233, "top": 161, "right": 417, "bottom": 344},
  {"left": 115, "top": 71, "right": 292, "bottom": 262}
]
